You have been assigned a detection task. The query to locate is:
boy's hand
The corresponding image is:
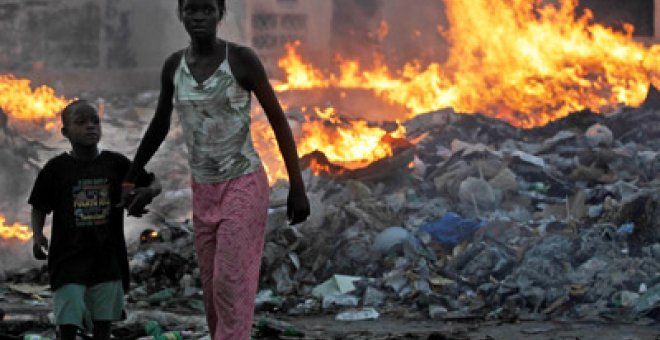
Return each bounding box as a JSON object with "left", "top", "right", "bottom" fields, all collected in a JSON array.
[
  {"left": 287, "top": 186, "right": 310, "bottom": 225},
  {"left": 117, "top": 183, "right": 136, "bottom": 210},
  {"left": 32, "top": 233, "right": 48, "bottom": 260}
]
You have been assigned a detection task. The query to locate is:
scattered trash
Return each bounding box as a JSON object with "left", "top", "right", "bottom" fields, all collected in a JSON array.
[
  {"left": 322, "top": 294, "right": 360, "bottom": 309},
  {"left": 419, "top": 212, "right": 485, "bottom": 246},
  {"left": 255, "top": 289, "right": 284, "bottom": 311},
  {"left": 1, "top": 88, "right": 659, "bottom": 338},
  {"left": 634, "top": 284, "right": 660, "bottom": 319},
  {"left": 143, "top": 320, "right": 183, "bottom": 340},
  {"left": 22, "top": 336, "right": 53, "bottom": 340},
  {"left": 335, "top": 307, "right": 380, "bottom": 321},
  {"left": 255, "top": 316, "right": 304, "bottom": 337},
  {"left": 311, "top": 275, "right": 363, "bottom": 299},
  {"left": 617, "top": 223, "right": 635, "bottom": 235},
  {"left": 428, "top": 305, "right": 448, "bottom": 319}
]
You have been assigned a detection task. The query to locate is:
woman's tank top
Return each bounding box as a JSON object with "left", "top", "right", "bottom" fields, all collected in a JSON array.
[{"left": 173, "top": 42, "right": 262, "bottom": 183}]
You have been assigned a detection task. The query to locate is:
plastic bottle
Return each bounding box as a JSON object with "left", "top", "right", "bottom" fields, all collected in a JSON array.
[
  {"left": 322, "top": 294, "right": 360, "bottom": 309},
  {"left": 144, "top": 320, "right": 183, "bottom": 340},
  {"left": 145, "top": 320, "right": 162, "bottom": 337},
  {"left": 256, "top": 316, "right": 304, "bottom": 337},
  {"left": 23, "top": 336, "right": 53, "bottom": 340},
  {"left": 159, "top": 331, "right": 183, "bottom": 340},
  {"left": 335, "top": 307, "right": 380, "bottom": 321}
]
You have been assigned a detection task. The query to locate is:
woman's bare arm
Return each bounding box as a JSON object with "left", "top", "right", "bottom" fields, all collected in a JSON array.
[{"left": 233, "top": 45, "right": 310, "bottom": 224}]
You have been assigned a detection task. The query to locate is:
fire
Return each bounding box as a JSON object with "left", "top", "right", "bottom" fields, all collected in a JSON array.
[
  {"left": 441, "top": 0, "right": 658, "bottom": 127},
  {"left": 252, "top": 107, "right": 407, "bottom": 182},
  {"left": 252, "top": 118, "right": 288, "bottom": 183},
  {"left": 298, "top": 107, "right": 406, "bottom": 170},
  {"left": 0, "top": 74, "right": 71, "bottom": 129},
  {"left": 274, "top": 41, "right": 329, "bottom": 92},
  {"left": 0, "top": 214, "right": 32, "bottom": 242},
  {"left": 273, "top": 0, "right": 659, "bottom": 128}
]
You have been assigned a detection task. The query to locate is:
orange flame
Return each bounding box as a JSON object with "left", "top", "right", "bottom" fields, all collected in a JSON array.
[
  {"left": 298, "top": 107, "right": 406, "bottom": 170},
  {"left": 0, "top": 74, "right": 72, "bottom": 129},
  {"left": 274, "top": 0, "right": 659, "bottom": 128},
  {"left": 251, "top": 118, "right": 287, "bottom": 183},
  {"left": 0, "top": 214, "right": 32, "bottom": 242},
  {"left": 309, "top": 158, "right": 336, "bottom": 176},
  {"left": 274, "top": 41, "right": 329, "bottom": 92},
  {"left": 251, "top": 106, "right": 407, "bottom": 183}
]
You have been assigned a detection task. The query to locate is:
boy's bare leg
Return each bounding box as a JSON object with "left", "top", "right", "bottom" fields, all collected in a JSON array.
[
  {"left": 93, "top": 321, "right": 111, "bottom": 340},
  {"left": 59, "top": 325, "right": 77, "bottom": 340}
]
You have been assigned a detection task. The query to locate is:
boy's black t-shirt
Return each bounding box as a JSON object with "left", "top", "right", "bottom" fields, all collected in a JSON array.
[{"left": 28, "top": 151, "right": 151, "bottom": 291}]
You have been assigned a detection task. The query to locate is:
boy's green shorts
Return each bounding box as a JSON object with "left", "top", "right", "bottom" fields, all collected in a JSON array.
[{"left": 53, "top": 280, "right": 124, "bottom": 329}]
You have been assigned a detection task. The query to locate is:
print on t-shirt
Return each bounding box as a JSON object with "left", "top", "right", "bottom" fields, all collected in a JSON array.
[{"left": 72, "top": 178, "right": 111, "bottom": 227}]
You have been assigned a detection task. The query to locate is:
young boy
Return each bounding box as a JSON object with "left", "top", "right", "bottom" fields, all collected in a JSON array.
[{"left": 28, "top": 99, "right": 161, "bottom": 340}]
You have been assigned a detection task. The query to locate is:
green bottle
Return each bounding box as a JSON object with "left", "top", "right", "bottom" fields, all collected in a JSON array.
[
  {"left": 144, "top": 320, "right": 183, "bottom": 340},
  {"left": 145, "top": 320, "right": 162, "bottom": 337},
  {"left": 159, "top": 331, "right": 183, "bottom": 340},
  {"left": 256, "top": 316, "right": 304, "bottom": 337}
]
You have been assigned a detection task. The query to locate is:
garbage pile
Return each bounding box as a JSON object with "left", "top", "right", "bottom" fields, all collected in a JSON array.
[
  {"left": 249, "top": 86, "right": 660, "bottom": 324},
  {"left": 0, "top": 86, "right": 659, "bottom": 337}
]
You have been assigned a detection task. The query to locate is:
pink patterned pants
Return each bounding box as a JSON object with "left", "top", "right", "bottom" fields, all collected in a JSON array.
[{"left": 192, "top": 169, "right": 269, "bottom": 340}]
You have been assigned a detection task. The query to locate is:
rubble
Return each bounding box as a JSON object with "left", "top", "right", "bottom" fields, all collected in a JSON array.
[{"left": 0, "top": 87, "right": 659, "bottom": 338}]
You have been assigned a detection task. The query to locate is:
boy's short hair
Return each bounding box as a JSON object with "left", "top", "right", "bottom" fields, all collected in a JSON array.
[
  {"left": 61, "top": 99, "right": 93, "bottom": 127},
  {"left": 177, "top": 0, "right": 226, "bottom": 17}
]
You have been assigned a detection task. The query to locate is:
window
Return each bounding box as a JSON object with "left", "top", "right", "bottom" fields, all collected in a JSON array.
[
  {"left": 252, "top": 13, "right": 277, "bottom": 31},
  {"left": 280, "top": 14, "right": 307, "bottom": 31},
  {"left": 253, "top": 34, "right": 279, "bottom": 49}
]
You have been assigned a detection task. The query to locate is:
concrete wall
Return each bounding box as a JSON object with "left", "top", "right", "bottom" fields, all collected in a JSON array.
[
  {"left": 244, "top": 0, "right": 333, "bottom": 78},
  {"left": 0, "top": 0, "right": 245, "bottom": 95}
]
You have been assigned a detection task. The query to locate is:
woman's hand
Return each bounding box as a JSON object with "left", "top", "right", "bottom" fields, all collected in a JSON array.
[
  {"left": 126, "top": 187, "right": 155, "bottom": 217},
  {"left": 118, "top": 184, "right": 153, "bottom": 217},
  {"left": 287, "top": 185, "right": 310, "bottom": 225}
]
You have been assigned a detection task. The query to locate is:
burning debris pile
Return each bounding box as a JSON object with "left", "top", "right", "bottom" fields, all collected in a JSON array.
[
  {"left": 1, "top": 86, "right": 658, "bottom": 339},
  {"left": 249, "top": 86, "right": 660, "bottom": 324}
]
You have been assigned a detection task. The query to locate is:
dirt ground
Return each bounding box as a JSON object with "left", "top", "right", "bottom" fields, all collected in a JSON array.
[
  {"left": 1, "top": 303, "right": 659, "bottom": 339},
  {"left": 266, "top": 314, "right": 660, "bottom": 340}
]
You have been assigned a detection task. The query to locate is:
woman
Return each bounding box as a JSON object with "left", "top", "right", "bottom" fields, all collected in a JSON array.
[{"left": 121, "top": 0, "right": 310, "bottom": 338}]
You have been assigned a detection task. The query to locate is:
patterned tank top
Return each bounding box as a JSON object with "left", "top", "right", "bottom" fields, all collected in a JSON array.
[{"left": 173, "top": 43, "right": 262, "bottom": 183}]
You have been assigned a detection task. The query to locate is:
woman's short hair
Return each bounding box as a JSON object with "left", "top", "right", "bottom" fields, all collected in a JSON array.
[{"left": 177, "top": 0, "right": 226, "bottom": 18}]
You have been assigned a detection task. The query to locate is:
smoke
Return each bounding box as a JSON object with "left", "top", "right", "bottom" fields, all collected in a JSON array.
[
  {"left": 0, "top": 240, "right": 43, "bottom": 276},
  {"left": 331, "top": 0, "right": 449, "bottom": 69},
  {"left": 576, "top": 0, "right": 654, "bottom": 36},
  {"left": 0, "top": 143, "right": 37, "bottom": 220},
  {"left": 0, "top": 135, "right": 45, "bottom": 274}
]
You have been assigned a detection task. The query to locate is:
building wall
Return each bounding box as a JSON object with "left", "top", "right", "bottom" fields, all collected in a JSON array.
[
  {"left": 245, "top": 0, "right": 333, "bottom": 78},
  {"left": 0, "top": 0, "right": 245, "bottom": 95}
]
